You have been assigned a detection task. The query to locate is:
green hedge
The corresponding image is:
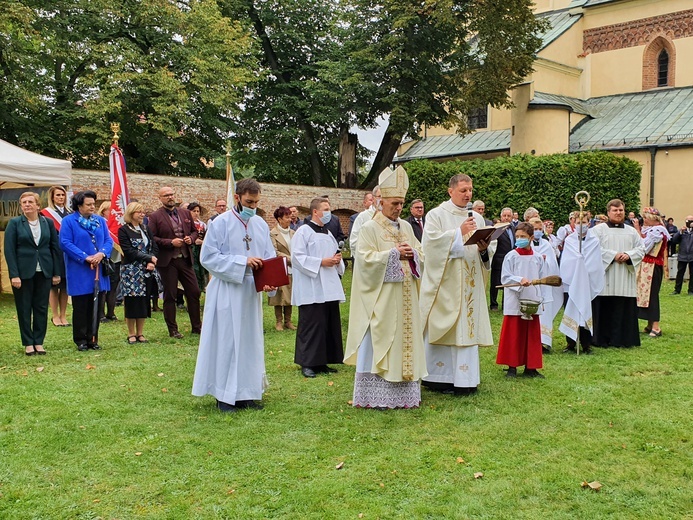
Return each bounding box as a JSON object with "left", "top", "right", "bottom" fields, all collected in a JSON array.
[{"left": 404, "top": 151, "right": 642, "bottom": 225}]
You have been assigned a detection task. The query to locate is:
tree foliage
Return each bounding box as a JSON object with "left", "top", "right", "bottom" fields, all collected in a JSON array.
[
  {"left": 224, "top": 0, "right": 545, "bottom": 187},
  {"left": 404, "top": 152, "right": 642, "bottom": 226},
  {"left": 0, "top": 0, "right": 254, "bottom": 175}
]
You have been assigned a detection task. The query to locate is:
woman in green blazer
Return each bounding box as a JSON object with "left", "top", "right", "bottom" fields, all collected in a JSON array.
[{"left": 4, "top": 192, "right": 62, "bottom": 355}]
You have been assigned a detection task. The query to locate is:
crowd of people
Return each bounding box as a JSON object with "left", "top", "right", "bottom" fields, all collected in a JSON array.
[{"left": 4, "top": 179, "right": 690, "bottom": 414}]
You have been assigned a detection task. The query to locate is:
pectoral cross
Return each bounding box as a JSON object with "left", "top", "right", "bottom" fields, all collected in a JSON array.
[{"left": 243, "top": 234, "right": 252, "bottom": 250}]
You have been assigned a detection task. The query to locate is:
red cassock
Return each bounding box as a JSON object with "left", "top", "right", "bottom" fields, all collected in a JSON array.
[{"left": 496, "top": 315, "right": 543, "bottom": 369}]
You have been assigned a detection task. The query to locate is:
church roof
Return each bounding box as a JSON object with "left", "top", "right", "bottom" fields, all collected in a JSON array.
[
  {"left": 537, "top": 8, "right": 583, "bottom": 51},
  {"left": 568, "top": 0, "right": 623, "bottom": 8},
  {"left": 571, "top": 87, "right": 693, "bottom": 152},
  {"left": 396, "top": 87, "right": 693, "bottom": 162},
  {"left": 394, "top": 130, "right": 510, "bottom": 163}
]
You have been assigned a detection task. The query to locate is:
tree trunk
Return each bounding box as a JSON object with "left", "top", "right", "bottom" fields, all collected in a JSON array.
[
  {"left": 337, "top": 126, "right": 358, "bottom": 188},
  {"left": 245, "top": 0, "right": 332, "bottom": 187},
  {"left": 360, "top": 126, "right": 402, "bottom": 189}
]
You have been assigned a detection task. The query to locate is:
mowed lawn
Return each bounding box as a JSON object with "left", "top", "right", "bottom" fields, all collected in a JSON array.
[{"left": 1, "top": 270, "right": 691, "bottom": 519}]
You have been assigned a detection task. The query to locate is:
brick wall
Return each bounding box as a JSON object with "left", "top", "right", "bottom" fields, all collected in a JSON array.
[{"left": 71, "top": 169, "right": 366, "bottom": 232}]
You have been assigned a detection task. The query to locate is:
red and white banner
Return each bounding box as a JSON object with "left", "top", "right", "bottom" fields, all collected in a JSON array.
[{"left": 107, "top": 144, "right": 130, "bottom": 245}]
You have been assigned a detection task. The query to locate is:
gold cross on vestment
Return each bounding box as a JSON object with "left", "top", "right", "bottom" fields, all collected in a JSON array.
[
  {"left": 458, "top": 364, "right": 469, "bottom": 372},
  {"left": 243, "top": 234, "right": 252, "bottom": 250}
]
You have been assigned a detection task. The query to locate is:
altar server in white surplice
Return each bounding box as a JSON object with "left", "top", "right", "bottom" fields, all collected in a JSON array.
[
  {"left": 192, "top": 179, "right": 277, "bottom": 413},
  {"left": 344, "top": 166, "right": 426, "bottom": 410},
  {"left": 529, "top": 217, "right": 563, "bottom": 352},
  {"left": 291, "top": 197, "right": 346, "bottom": 379},
  {"left": 419, "top": 174, "right": 494, "bottom": 396},
  {"left": 559, "top": 213, "right": 604, "bottom": 354}
]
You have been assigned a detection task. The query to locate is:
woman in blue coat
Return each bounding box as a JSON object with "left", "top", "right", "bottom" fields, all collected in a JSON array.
[
  {"left": 59, "top": 190, "right": 113, "bottom": 351},
  {"left": 4, "top": 192, "right": 62, "bottom": 355}
]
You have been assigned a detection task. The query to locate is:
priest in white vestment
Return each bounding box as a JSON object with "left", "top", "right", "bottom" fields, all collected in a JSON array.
[
  {"left": 559, "top": 216, "right": 604, "bottom": 354},
  {"left": 192, "top": 179, "right": 277, "bottom": 413},
  {"left": 419, "top": 174, "right": 494, "bottom": 395},
  {"left": 344, "top": 166, "right": 426, "bottom": 409},
  {"left": 590, "top": 199, "right": 645, "bottom": 348},
  {"left": 291, "top": 197, "right": 346, "bottom": 378}
]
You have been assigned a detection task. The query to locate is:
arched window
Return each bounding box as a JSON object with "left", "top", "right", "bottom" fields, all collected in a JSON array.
[
  {"left": 657, "top": 50, "right": 669, "bottom": 87},
  {"left": 643, "top": 36, "right": 675, "bottom": 90}
]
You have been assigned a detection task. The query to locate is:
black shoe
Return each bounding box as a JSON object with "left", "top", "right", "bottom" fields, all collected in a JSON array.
[
  {"left": 301, "top": 367, "right": 316, "bottom": 378},
  {"left": 505, "top": 367, "right": 517, "bottom": 378},
  {"left": 236, "top": 400, "right": 264, "bottom": 410},
  {"left": 562, "top": 346, "right": 576, "bottom": 353},
  {"left": 671, "top": 291, "right": 680, "bottom": 295},
  {"left": 522, "top": 369, "right": 545, "bottom": 378},
  {"left": 216, "top": 400, "right": 238, "bottom": 413},
  {"left": 191, "top": 329, "right": 201, "bottom": 335},
  {"left": 99, "top": 317, "right": 108, "bottom": 323},
  {"left": 25, "top": 346, "right": 37, "bottom": 356},
  {"left": 454, "top": 387, "right": 478, "bottom": 396},
  {"left": 489, "top": 305, "right": 499, "bottom": 311},
  {"left": 542, "top": 345, "right": 552, "bottom": 354},
  {"left": 106, "top": 315, "right": 118, "bottom": 321},
  {"left": 170, "top": 331, "right": 184, "bottom": 339},
  {"left": 316, "top": 365, "right": 338, "bottom": 373},
  {"left": 77, "top": 343, "right": 89, "bottom": 352},
  {"left": 88, "top": 344, "right": 102, "bottom": 350}
]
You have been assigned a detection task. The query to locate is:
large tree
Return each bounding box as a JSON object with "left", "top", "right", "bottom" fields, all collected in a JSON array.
[
  {"left": 225, "top": 0, "right": 545, "bottom": 187},
  {"left": 0, "top": 0, "right": 255, "bottom": 175}
]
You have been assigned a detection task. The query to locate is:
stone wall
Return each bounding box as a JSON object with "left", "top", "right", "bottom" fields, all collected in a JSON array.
[{"left": 71, "top": 169, "right": 367, "bottom": 231}]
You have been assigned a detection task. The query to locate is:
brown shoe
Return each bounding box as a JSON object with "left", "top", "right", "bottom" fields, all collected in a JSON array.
[
  {"left": 284, "top": 321, "right": 296, "bottom": 330},
  {"left": 275, "top": 321, "right": 284, "bottom": 331}
]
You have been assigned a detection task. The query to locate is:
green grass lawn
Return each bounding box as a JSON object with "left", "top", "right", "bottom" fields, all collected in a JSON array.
[{"left": 1, "top": 271, "right": 691, "bottom": 519}]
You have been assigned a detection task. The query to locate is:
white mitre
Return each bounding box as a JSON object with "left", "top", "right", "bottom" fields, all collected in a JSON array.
[{"left": 379, "top": 165, "right": 409, "bottom": 198}]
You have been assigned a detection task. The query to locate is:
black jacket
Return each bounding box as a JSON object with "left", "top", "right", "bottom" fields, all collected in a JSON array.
[
  {"left": 4, "top": 215, "right": 61, "bottom": 279},
  {"left": 406, "top": 215, "right": 425, "bottom": 243},
  {"left": 671, "top": 228, "right": 693, "bottom": 262}
]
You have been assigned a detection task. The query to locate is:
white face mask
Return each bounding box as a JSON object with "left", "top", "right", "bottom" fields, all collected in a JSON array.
[{"left": 320, "top": 210, "right": 332, "bottom": 225}]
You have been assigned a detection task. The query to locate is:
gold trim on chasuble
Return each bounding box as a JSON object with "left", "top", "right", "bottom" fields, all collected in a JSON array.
[
  {"left": 462, "top": 259, "right": 476, "bottom": 339},
  {"left": 375, "top": 213, "right": 414, "bottom": 381}
]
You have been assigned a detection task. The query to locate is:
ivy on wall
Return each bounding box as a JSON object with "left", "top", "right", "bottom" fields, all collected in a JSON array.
[{"left": 404, "top": 151, "right": 642, "bottom": 225}]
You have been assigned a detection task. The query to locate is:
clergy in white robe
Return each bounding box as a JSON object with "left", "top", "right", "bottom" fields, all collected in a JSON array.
[
  {"left": 291, "top": 198, "right": 346, "bottom": 378},
  {"left": 344, "top": 166, "right": 426, "bottom": 409},
  {"left": 529, "top": 218, "right": 563, "bottom": 350},
  {"left": 419, "top": 174, "right": 494, "bottom": 395},
  {"left": 590, "top": 200, "right": 645, "bottom": 348},
  {"left": 192, "top": 179, "right": 276, "bottom": 412},
  {"left": 559, "top": 221, "right": 604, "bottom": 353}
]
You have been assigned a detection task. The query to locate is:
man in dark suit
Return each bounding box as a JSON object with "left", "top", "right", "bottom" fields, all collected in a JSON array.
[
  {"left": 473, "top": 200, "right": 494, "bottom": 226},
  {"left": 406, "top": 199, "right": 425, "bottom": 243},
  {"left": 148, "top": 187, "right": 202, "bottom": 338},
  {"left": 490, "top": 207, "right": 515, "bottom": 310}
]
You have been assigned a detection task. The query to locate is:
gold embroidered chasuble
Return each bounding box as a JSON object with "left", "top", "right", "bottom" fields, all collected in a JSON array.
[
  {"left": 419, "top": 200, "right": 494, "bottom": 347},
  {"left": 344, "top": 212, "right": 426, "bottom": 382}
]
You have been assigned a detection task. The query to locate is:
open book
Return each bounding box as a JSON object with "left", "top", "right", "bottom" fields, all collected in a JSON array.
[{"left": 463, "top": 222, "right": 512, "bottom": 246}]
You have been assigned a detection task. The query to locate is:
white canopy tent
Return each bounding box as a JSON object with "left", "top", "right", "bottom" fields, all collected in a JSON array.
[
  {"left": 0, "top": 139, "right": 72, "bottom": 188},
  {"left": 0, "top": 139, "right": 72, "bottom": 291}
]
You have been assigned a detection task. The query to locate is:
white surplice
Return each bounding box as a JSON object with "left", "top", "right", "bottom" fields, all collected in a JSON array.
[
  {"left": 419, "top": 201, "right": 493, "bottom": 388},
  {"left": 291, "top": 224, "right": 345, "bottom": 305},
  {"left": 590, "top": 223, "right": 645, "bottom": 297},
  {"left": 559, "top": 231, "right": 604, "bottom": 339},
  {"left": 349, "top": 205, "right": 377, "bottom": 254},
  {"left": 532, "top": 237, "right": 563, "bottom": 346},
  {"left": 191, "top": 210, "right": 276, "bottom": 404}
]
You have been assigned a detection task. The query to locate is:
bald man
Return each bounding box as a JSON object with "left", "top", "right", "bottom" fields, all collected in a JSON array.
[{"left": 148, "top": 187, "right": 202, "bottom": 338}]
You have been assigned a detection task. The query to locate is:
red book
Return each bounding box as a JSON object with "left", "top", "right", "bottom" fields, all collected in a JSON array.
[{"left": 253, "top": 256, "right": 290, "bottom": 292}]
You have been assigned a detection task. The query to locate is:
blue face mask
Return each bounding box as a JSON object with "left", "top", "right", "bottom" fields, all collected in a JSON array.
[
  {"left": 516, "top": 238, "right": 530, "bottom": 248},
  {"left": 320, "top": 210, "right": 332, "bottom": 225},
  {"left": 239, "top": 206, "right": 256, "bottom": 220},
  {"left": 533, "top": 230, "right": 543, "bottom": 241}
]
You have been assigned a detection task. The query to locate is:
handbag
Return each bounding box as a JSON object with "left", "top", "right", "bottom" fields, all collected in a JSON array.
[{"left": 101, "top": 258, "right": 116, "bottom": 277}]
